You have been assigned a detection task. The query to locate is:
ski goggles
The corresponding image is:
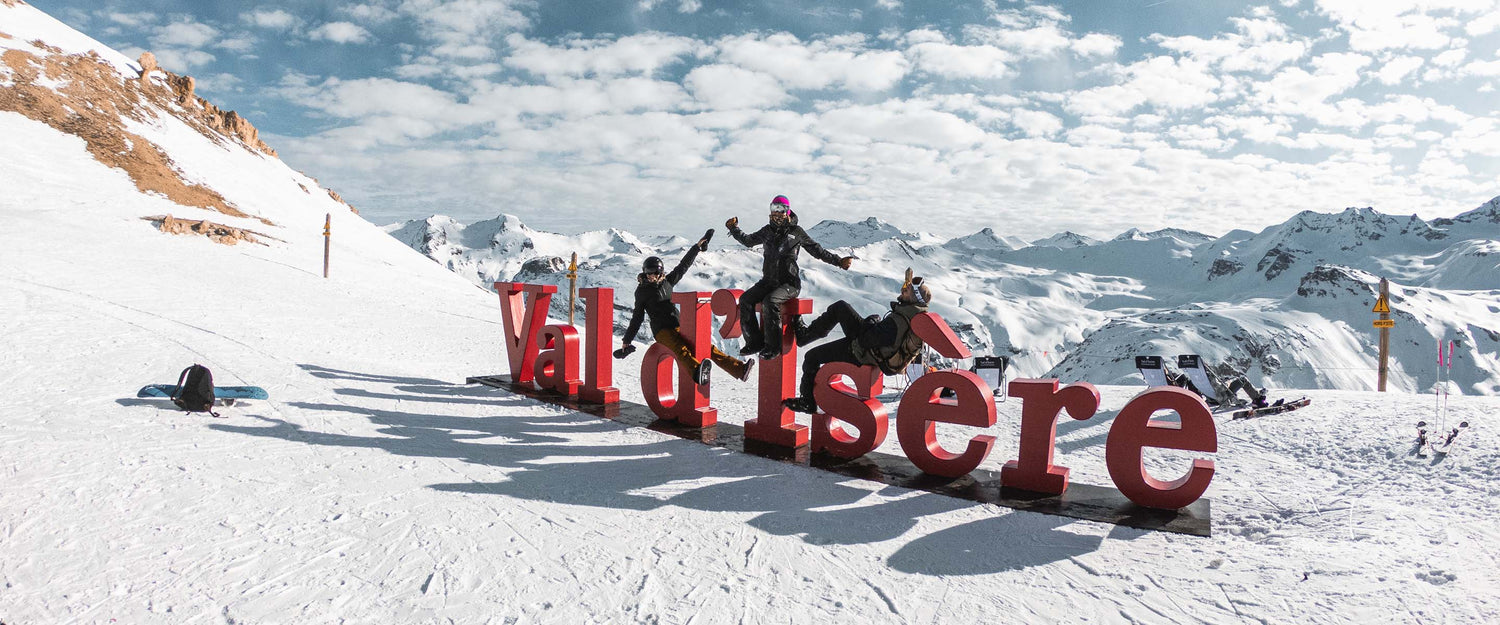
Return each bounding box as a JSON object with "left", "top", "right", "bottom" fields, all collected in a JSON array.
[{"left": 769, "top": 203, "right": 791, "bottom": 217}]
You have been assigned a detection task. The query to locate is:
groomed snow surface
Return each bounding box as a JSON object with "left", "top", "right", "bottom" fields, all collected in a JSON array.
[{"left": 2, "top": 109, "right": 1499, "bottom": 623}]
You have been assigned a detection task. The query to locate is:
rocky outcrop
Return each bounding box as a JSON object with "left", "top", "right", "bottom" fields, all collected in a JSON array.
[
  {"left": 0, "top": 0, "right": 29, "bottom": 8},
  {"left": 135, "top": 52, "right": 277, "bottom": 158},
  {"left": 145, "top": 215, "right": 270, "bottom": 246}
]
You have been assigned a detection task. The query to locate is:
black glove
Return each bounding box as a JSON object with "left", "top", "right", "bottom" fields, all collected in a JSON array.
[
  {"left": 698, "top": 228, "right": 714, "bottom": 251},
  {"left": 612, "top": 344, "right": 637, "bottom": 359}
]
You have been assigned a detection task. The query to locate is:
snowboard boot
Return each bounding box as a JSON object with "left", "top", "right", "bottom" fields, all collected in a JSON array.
[
  {"left": 782, "top": 396, "right": 817, "bottom": 414},
  {"left": 732, "top": 358, "right": 756, "bottom": 382},
  {"left": 738, "top": 339, "right": 765, "bottom": 356},
  {"left": 694, "top": 360, "right": 712, "bottom": 385},
  {"left": 792, "top": 316, "right": 812, "bottom": 345},
  {"left": 759, "top": 345, "right": 781, "bottom": 361},
  {"left": 1251, "top": 396, "right": 1269, "bottom": 409}
]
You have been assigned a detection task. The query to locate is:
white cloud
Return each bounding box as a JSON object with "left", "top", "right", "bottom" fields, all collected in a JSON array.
[
  {"left": 342, "top": 4, "right": 400, "bottom": 24},
  {"left": 905, "top": 39, "right": 1014, "bottom": 80},
  {"left": 243, "top": 9, "right": 298, "bottom": 30},
  {"left": 1314, "top": 0, "right": 1475, "bottom": 51},
  {"left": 1461, "top": 58, "right": 1500, "bottom": 76},
  {"left": 1375, "top": 55, "right": 1424, "bottom": 85},
  {"left": 1467, "top": 9, "right": 1500, "bottom": 35},
  {"left": 1071, "top": 33, "right": 1121, "bottom": 57},
  {"left": 1251, "top": 52, "right": 1372, "bottom": 123},
  {"left": 399, "top": 0, "right": 532, "bottom": 60},
  {"left": 215, "top": 36, "right": 257, "bottom": 54},
  {"left": 1066, "top": 56, "right": 1224, "bottom": 117},
  {"left": 153, "top": 21, "right": 219, "bottom": 49},
  {"left": 678, "top": 0, "right": 702, "bottom": 13},
  {"left": 106, "top": 12, "right": 156, "bottom": 27},
  {"left": 1010, "top": 109, "right": 1064, "bottom": 137},
  {"left": 1152, "top": 15, "right": 1309, "bottom": 74},
  {"left": 683, "top": 65, "right": 789, "bottom": 110},
  {"left": 876, "top": 0, "right": 902, "bottom": 10},
  {"left": 150, "top": 49, "right": 216, "bottom": 72},
  {"left": 504, "top": 33, "right": 705, "bottom": 79},
  {"left": 715, "top": 33, "right": 910, "bottom": 92},
  {"left": 1432, "top": 48, "right": 1468, "bottom": 67},
  {"left": 817, "top": 101, "right": 986, "bottom": 150},
  {"left": 310, "top": 22, "right": 373, "bottom": 44}
]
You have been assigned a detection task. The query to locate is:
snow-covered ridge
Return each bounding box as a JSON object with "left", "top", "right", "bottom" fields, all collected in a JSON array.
[{"left": 392, "top": 200, "right": 1500, "bottom": 395}]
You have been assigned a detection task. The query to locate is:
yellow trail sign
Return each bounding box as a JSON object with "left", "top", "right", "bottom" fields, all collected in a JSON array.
[
  {"left": 1372, "top": 294, "right": 1390, "bottom": 314},
  {"left": 1373, "top": 319, "right": 1395, "bottom": 328}
]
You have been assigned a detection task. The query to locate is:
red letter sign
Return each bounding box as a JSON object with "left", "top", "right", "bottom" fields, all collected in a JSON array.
[
  {"left": 1001, "top": 379, "right": 1100, "bottom": 495},
  {"left": 811, "top": 363, "right": 888, "bottom": 458},
  {"left": 534, "top": 325, "right": 581, "bottom": 396},
  {"left": 711, "top": 288, "right": 743, "bottom": 339},
  {"left": 896, "top": 370, "right": 996, "bottom": 477},
  {"left": 640, "top": 291, "right": 717, "bottom": 427},
  {"left": 578, "top": 287, "right": 619, "bottom": 404},
  {"left": 744, "top": 298, "right": 813, "bottom": 447},
  {"left": 1106, "top": 386, "right": 1217, "bottom": 509},
  {"left": 496, "top": 282, "right": 556, "bottom": 385}
]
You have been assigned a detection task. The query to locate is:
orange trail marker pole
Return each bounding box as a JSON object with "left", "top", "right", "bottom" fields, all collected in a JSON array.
[{"left": 568, "top": 252, "right": 579, "bottom": 326}]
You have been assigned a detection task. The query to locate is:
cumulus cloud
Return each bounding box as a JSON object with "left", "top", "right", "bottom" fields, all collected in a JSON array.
[
  {"left": 1066, "top": 56, "right": 1224, "bottom": 117},
  {"left": 504, "top": 33, "right": 705, "bottom": 79},
  {"left": 684, "top": 65, "right": 789, "bottom": 110},
  {"left": 715, "top": 33, "right": 910, "bottom": 92},
  {"left": 1314, "top": 0, "right": 1478, "bottom": 51},
  {"left": 1072, "top": 33, "right": 1122, "bottom": 57},
  {"left": 1250, "top": 52, "right": 1372, "bottom": 124},
  {"left": 152, "top": 20, "right": 219, "bottom": 49},
  {"left": 1152, "top": 15, "right": 1309, "bottom": 74},
  {"left": 399, "top": 0, "right": 532, "bottom": 59},
  {"left": 1375, "top": 55, "right": 1424, "bottom": 85},
  {"left": 243, "top": 9, "right": 298, "bottom": 30},
  {"left": 904, "top": 35, "right": 1016, "bottom": 80},
  {"left": 310, "top": 22, "right": 373, "bottom": 44}
]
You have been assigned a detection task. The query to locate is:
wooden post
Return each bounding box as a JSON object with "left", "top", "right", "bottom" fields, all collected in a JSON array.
[
  {"left": 323, "top": 213, "right": 331, "bottom": 279},
  {"left": 567, "top": 252, "right": 579, "bottom": 326},
  {"left": 1375, "top": 278, "right": 1391, "bottom": 391}
]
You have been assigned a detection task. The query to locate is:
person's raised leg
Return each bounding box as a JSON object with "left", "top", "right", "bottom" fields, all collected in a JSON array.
[{"left": 738, "top": 280, "right": 773, "bottom": 355}]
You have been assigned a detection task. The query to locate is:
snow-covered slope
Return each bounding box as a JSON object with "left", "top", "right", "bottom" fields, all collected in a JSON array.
[{"left": 4, "top": 4, "right": 1500, "bottom": 623}]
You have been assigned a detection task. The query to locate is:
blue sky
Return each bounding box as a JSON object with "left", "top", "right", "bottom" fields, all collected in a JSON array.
[{"left": 31, "top": 0, "right": 1500, "bottom": 241}]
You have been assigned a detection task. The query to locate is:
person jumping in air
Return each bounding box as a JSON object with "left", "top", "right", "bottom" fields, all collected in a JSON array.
[
  {"left": 782, "top": 268, "right": 931, "bottom": 414},
  {"left": 614, "top": 229, "right": 755, "bottom": 384},
  {"left": 726, "top": 195, "right": 854, "bottom": 361}
]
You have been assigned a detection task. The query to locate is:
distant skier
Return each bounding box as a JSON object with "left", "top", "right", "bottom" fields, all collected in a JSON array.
[
  {"left": 782, "top": 268, "right": 930, "bottom": 414},
  {"left": 726, "top": 195, "right": 854, "bottom": 360},
  {"left": 614, "top": 229, "right": 754, "bottom": 384}
]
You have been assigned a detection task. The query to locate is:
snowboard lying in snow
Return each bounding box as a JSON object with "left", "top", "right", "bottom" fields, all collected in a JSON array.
[
  {"left": 137, "top": 384, "right": 269, "bottom": 402},
  {"left": 1230, "top": 396, "right": 1310, "bottom": 420}
]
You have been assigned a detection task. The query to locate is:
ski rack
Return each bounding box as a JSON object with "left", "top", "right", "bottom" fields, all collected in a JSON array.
[{"left": 467, "top": 374, "right": 1213, "bottom": 537}]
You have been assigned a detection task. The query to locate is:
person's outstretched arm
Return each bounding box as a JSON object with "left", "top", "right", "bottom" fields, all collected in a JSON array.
[
  {"left": 666, "top": 244, "right": 700, "bottom": 286},
  {"left": 797, "top": 228, "right": 854, "bottom": 269},
  {"left": 727, "top": 217, "right": 769, "bottom": 247}
]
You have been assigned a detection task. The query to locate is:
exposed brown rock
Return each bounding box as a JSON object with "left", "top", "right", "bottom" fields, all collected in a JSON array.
[
  {"left": 0, "top": 47, "right": 277, "bottom": 224},
  {"left": 1, "top": 0, "right": 28, "bottom": 8},
  {"left": 144, "top": 215, "right": 272, "bottom": 246},
  {"left": 327, "top": 188, "right": 359, "bottom": 214},
  {"left": 28, "top": 39, "right": 60, "bottom": 53},
  {"left": 137, "top": 51, "right": 157, "bottom": 76}
]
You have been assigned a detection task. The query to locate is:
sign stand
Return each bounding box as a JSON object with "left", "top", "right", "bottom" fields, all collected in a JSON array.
[
  {"left": 1373, "top": 278, "right": 1392, "bottom": 391},
  {"left": 567, "top": 252, "right": 579, "bottom": 326}
]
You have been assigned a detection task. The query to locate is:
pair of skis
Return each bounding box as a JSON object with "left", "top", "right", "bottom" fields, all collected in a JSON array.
[{"left": 1230, "top": 396, "right": 1311, "bottom": 420}]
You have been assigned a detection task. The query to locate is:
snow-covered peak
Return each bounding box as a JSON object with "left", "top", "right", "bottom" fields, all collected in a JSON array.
[
  {"left": 1112, "top": 227, "right": 1215, "bottom": 245},
  {"left": 942, "top": 227, "right": 1026, "bottom": 253},
  {"left": 1030, "top": 231, "right": 1099, "bottom": 249},
  {"left": 807, "top": 216, "right": 921, "bottom": 249}
]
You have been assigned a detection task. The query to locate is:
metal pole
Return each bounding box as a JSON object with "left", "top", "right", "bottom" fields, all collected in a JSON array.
[
  {"left": 323, "top": 213, "right": 331, "bottom": 279},
  {"left": 568, "top": 252, "right": 579, "bottom": 326},
  {"left": 1376, "top": 278, "right": 1390, "bottom": 391}
]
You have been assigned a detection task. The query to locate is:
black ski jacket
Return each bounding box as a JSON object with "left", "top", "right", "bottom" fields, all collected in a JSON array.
[
  {"left": 728, "top": 215, "right": 841, "bottom": 288},
  {"left": 622, "top": 245, "right": 700, "bottom": 344}
]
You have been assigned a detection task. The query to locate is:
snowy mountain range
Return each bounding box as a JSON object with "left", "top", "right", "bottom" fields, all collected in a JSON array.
[{"left": 388, "top": 199, "right": 1500, "bottom": 395}]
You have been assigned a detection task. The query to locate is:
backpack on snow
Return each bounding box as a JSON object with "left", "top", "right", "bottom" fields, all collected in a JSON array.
[{"left": 171, "top": 364, "right": 219, "bottom": 417}]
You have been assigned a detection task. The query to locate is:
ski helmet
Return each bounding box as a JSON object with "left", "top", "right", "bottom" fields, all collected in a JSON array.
[
  {"left": 642, "top": 256, "right": 664, "bottom": 275},
  {"left": 771, "top": 195, "right": 790, "bottom": 207}
]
